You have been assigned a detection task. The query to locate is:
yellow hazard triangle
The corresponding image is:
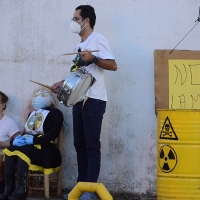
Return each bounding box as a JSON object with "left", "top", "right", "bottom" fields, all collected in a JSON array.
[{"left": 160, "top": 116, "right": 178, "bottom": 140}]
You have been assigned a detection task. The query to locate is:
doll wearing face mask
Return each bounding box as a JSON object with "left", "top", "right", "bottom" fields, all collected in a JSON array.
[
  {"left": 1, "top": 89, "right": 63, "bottom": 200},
  {"left": 25, "top": 90, "right": 54, "bottom": 134},
  {"left": 32, "top": 90, "right": 53, "bottom": 110}
]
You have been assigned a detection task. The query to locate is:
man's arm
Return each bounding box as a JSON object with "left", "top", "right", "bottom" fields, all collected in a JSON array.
[
  {"left": 80, "top": 50, "right": 117, "bottom": 71},
  {"left": 93, "top": 58, "right": 117, "bottom": 71}
]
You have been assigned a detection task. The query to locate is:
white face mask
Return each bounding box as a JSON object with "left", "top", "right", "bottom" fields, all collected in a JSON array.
[{"left": 70, "top": 20, "right": 87, "bottom": 34}]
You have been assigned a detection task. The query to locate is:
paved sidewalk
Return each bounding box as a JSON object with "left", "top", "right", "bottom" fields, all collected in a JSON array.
[
  {"left": 27, "top": 198, "right": 64, "bottom": 200},
  {"left": 27, "top": 198, "right": 63, "bottom": 200},
  {"left": 27, "top": 195, "right": 156, "bottom": 200},
  {"left": 26, "top": 190, "right": 156, "bottom": 200},
  {"left": 27, "top": 198, "right": 155, "bottom": 200}
]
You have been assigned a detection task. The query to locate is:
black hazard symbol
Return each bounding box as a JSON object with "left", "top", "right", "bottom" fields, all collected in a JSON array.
[
  {"left": 160, "top": 116, "right": 178, "bottom": 140},
  {"left": 159, "top": 145, "right": 177, "bottom": 173}
]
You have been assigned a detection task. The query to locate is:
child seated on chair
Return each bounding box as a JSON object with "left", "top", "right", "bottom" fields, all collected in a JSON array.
[
  {"left": 0, "top": 87, "right": 63, "bottom": 200},
  {"left": 0, "top": 92, "right": 20, "bottom": 194}
]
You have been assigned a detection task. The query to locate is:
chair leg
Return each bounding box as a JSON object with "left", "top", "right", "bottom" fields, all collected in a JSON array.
[
  {"left": 44, "top": 174, "right": 49, "bottom": 199},
  {"left": 57, "top": 167, "right": 62, "bottom": 196}
]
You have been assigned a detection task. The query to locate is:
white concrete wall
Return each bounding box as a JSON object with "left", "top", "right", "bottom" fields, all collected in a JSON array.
[{"left": 1, "top": 0, "right": 200, "bottom": 196}]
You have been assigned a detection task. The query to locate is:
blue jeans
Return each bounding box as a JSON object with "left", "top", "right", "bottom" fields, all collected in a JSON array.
[{"left": 73, "top": 98, "right": 106, "bottom": 182}]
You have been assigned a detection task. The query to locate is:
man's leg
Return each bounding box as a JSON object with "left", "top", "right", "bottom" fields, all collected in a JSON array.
[
  {"left": 73, "top": 101, "right": 88, "bottom": 182},
  {"left": 82, "top": 98, "right": 106, "bottom": 182}
]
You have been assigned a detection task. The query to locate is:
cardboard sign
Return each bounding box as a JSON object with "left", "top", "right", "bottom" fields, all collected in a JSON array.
[{"left": 154, "top": 50, "right": 200, "bottom": 110}]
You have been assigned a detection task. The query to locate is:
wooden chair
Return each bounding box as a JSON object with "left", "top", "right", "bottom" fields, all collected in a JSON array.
[{"left": 28, "top": 129, "right": 63, "bottom": 199}]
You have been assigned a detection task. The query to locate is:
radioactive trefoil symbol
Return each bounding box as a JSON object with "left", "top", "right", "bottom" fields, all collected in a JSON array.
[{"left": 159, "top": 145, "right": 177, "bottom": 173}]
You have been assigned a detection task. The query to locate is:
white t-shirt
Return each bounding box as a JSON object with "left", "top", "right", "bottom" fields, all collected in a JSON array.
[
  {"left": 0, "top": 115, "right": 20, "bottom": 142},
  {"left": 73, "top": 32, "right": 115, "bottom": 101}
]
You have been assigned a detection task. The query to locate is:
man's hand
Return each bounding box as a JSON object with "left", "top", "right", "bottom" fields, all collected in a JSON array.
[
  {"left": 51, "top": 81, "right": 64, "bottom": 94},
  {"left": 80, "top": 50, "right": 94, "bottom": 62}
]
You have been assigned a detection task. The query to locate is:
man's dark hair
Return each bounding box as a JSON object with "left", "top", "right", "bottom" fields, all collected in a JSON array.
[
  {"left": 0, "top": 91, "right": 8, "bottom": 110},
  {"left": 76, "top": 5, "right": 96, "bottom": 29}
]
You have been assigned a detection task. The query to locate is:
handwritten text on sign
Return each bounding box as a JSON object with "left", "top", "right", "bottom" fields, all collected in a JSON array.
[{"left": 169, "top": 60, "right": 200, "bottom": 109}]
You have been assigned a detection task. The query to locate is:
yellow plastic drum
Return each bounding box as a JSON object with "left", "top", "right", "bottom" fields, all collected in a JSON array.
[{"left": 157, "top": 109, "right": 200, "bottom": 200}]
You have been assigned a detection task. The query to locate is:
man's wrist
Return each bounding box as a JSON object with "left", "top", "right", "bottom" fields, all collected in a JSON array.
[{"left": 92, "top": 56, "right": 99, "bottom": 64}]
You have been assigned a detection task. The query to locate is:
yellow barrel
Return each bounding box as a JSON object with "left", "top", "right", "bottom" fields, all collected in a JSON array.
[{"left": 157, "top": 109, "right": 200, "bottom": 200}]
